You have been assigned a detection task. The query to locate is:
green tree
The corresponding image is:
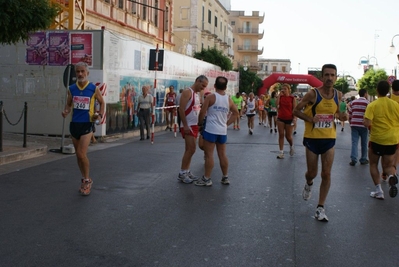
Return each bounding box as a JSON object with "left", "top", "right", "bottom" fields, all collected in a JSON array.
[
  {"left": 357, "top": 69, "right": 388, "bottom": 96},
  {"left": 0, "top": 0, "right": 59, "bottom": 45},
  {"left": 238, "top": 66, "right": 263, "bottom": 95},
  {"left": 193, "top": 47, "right": 233, "bottom": 71},
  {"left": 334, "top": 78, "right": 350, "bottom": 95}
]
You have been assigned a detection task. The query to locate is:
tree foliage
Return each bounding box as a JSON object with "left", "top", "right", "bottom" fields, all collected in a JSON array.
[
  {"left": 334, "top": 78, "right": 351, "bottom": 95},
  {"left": 0, "top": 0, "right": 59, "bottom": 45},
  {"left": 357, "top": 69, "right": 388, "bottom": 96},
  {"left": 193, "top": 47, "right": 233, "bottom": 71},
  {"left": 238, "top": 67, "right": 263, "bottom": 95}
]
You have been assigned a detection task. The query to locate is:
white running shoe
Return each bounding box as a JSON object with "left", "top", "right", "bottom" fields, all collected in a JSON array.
[
  {"left": 370, "top": 190, "right": 384, "bottom": 200},
  {"left": 289, "top": 147, "right": 295, "bottom": 156},
  {"left": 302, "top": 183, "right": 312, "bottom": 200},
  {"left": 315, "top": 207, "right": 328, "bottom": 222},
  {"left": 276, "top": 153, "right": 284, "bottom": 159}
]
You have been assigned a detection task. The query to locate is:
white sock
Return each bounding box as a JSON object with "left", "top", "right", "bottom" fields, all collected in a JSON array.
[
  {"left": 180, "top": 170, "right": 188, "bottom": 175},
  {"left": 280, "top": 150, "right": 284, "bottom": 154},
  {"left": 376, "top": 184, "right": 382, "bottom": 191}
]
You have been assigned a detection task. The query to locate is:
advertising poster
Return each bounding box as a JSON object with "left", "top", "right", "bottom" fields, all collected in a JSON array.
[
  {"left": 70, "top": 33, "right": 93, "bottom": 66},
  {"left": 26, "top": 32, "right": 48, "bottom": 65},
  {"left": 48, "top": 32, "right": 70, "bottom": 66}
]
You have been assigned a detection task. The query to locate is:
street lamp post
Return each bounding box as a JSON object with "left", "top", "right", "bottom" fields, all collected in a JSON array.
[
  {"left": 358, "top": 55, "right": 378, "bottom": 74},
  {"left": 389, "top": 34, "right": 399, "bottom": 78}
]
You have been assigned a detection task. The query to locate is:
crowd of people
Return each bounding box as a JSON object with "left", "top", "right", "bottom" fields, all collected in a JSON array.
[{"left": 62, "top": 62, "right": 399, "bottom": 223}]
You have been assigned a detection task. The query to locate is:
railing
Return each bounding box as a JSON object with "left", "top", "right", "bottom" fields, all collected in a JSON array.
[{"left": 0, "top": 101, "right": 28, "bottom": 151}]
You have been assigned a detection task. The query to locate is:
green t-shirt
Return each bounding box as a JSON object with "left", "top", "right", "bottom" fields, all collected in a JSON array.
[
  {"left": 231, "top": 95, "right": 243, "bottom": 110},
  {"left": 339, "top": 101, "right": 347, "bottom": 112}
]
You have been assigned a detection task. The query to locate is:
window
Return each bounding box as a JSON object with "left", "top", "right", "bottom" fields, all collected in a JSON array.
[
  {"left": 214, "top": 16, "right": 217, "bottom": 27},
  {"left": 165, "top": 6, "right": 169, "bottom": 31},
  {"left": 282, "top": 66, "right": 286, "bottom": 72},
  {"left": 272, "top": 66, "right": 277, "bottom": 72},
  {"left": 243, "top": 21, "right": 251, "bottom": 33},
  {"left": 208, "top": 10, "right": 211, "bottom": 24},
  {"left": 132, "top": 2, "right": 137, "bottom": 14},
  {"left": 118, "top": 0, "right": 123, "bottom": 9},
  {"left": 231, "top": 21, "right": 235, "bottom": 26},
  {"left": 244, "top": 39, "right": 251, "bottom": 50},
  {"left": 154, "top": 0, "right": 159, "bottom": 27},
  {"left": 142, "top": 0, "right": 147, "bottom": 20}
]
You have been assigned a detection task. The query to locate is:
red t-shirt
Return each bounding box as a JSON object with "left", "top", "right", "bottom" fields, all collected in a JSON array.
[
  {"left": 165, "top": 92, "right": 176, "bottom": 106},
  {"left": 278, "top": 95, "right": 294, "bottom": 120}
]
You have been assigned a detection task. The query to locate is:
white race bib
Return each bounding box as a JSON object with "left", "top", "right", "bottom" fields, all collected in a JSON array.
[
  {"left": 314, "top": 114, "right": 334, "bottom": 129},
  {"left": 73, "top": 96, "right": 90, "bottom": 110}
]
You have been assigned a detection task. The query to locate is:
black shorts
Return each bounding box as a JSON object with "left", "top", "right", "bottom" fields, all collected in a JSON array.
[
  {"left": 268, "top": 111, "right": 277, "bottom": 117},
  {"left": 70, "top": 122, "right": 93, "bottom": 140},
  {"left": 369, "top": 142, "right": 398, "bottom": 156},
  {"left": 277, "top": 118, "right": 293, "bottom": 125},
  {"left": 246, "top": 114, "right": 255, "bottom": 118},
  {"left": 303, "top": 138, "right": 336, "bottom": 155}
]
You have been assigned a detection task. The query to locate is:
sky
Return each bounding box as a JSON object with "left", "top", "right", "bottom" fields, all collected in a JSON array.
[{"left": 230, "top": 0, "right": 399, "bottom": 80}]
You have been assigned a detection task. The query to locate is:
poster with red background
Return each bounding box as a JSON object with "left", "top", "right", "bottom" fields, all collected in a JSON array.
[{"left": 70, "top": 33, "right": 93, "bottom": 66}]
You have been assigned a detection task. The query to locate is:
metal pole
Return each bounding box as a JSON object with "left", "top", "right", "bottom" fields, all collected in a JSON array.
[
  {"left": 23, "top": 102, "right": 27, "bottom": 148},
  {"left": 151, "top": 44, "right": 159, "bottom": 144},
  {"left": 61, "top": 64, "right": 72, "bottom": 151},
  {"left": 0, "top": 101, "right": 3, "bottom": 152}
]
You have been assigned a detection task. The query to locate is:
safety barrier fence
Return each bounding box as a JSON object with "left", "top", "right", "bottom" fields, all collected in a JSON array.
[{"left": 0, "top": 101, "right": 28, "bottom": 152}]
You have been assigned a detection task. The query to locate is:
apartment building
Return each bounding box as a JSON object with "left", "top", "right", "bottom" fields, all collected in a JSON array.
[
  {"left": 258, "top": 58, "right": 291, "bottom": 79},
  {"left": 229, "top": 11, "right": 264, "bottom": 71},
  {"left": 51, "top": 0, "right": 174, "bottom": 50},
  {"left": 172, "top": 0, "right": 233, "bottom": 58}
]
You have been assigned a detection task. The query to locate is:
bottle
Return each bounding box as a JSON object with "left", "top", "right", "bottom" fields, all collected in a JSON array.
[{"left": 94, "top": 112, "right": 100, "bottom": 125}]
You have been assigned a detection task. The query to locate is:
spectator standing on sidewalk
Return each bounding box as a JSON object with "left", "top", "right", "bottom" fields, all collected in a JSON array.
[
  {"left": 137, "top": 85, "right": 153, "bottom": 140},
  {"left": 177, "top": 75, "right": 208, "bottom": 184},
  {"left": 61, "top": 61, "right": 105, "bottom": 196},
  {"left": 293, "top": 63, "right": 347, "bottom": 222},
  {"left": 348, "top": 89, "right": 369, "bottom": 166},
  {"left": 195, "top": 76, "right": 239, "bottom": 186},
  {"left": 364, "top": 80, "right": 399, "bottom": 200}
]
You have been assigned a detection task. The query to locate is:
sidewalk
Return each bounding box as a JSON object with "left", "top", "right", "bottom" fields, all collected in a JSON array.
[{"left": 0, "top": 126, "right": 166, "bottom": 166}]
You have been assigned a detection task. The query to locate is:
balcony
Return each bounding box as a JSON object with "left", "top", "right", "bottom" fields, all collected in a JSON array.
[
  {"left": 237, "top": 45, "right": 263, "bottom": 55},
  {"left": 237, "top": 28, "right": 264, "bottom": 39}
]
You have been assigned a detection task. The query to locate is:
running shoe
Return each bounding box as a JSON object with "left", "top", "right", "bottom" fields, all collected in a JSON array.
[
  {"left": 315, "top": 207, "right": 329, "bottom": 222},
  {"left": 289, "top": 147, "right": 295, "bottom": 156},
  {"left": 360, "top": 160, "right": 369, "bottom": 165},
  {"left": 80, "top": 178, "right": 93, "bottom": 196},
  {"left": 249, "top": 129, "right": 253, "bottom": 135},
  {"left": 370, "top": 190, "right": 384, "bottom": 200},
  {"left": 237, "top": 125, "right": 240, "bottom": 130},
  {"left": 381, "top": 173, "right": 388, "bottom": 182},
  {"left": 221, "top": 176, "right": 230, "bottom": 185},
  {"left": 302, "top": 183, "right": 312, "bottom": 200},
  {"left": 194, "top": 176, "right": 213, "bottom": 187},
  {"left": 277, "top": 153, "right": 284, "bottom": 159},
  {"left": 187, "top": 171, "right": 199, "bottom": 181},
  {"left": 274, "top": 128, "right": 277, "bottom": 133},
  {"left": 388, "top": 175, "right": 398, "bottom": 198},
  {"left": 233, "top": 125, "right": 237, "bottom": 130},
  {"left": 177, "top": 173, "right": 193, "bottom": 184},
  {"left": 270, "top": 129, "right": 273, "bottom": 133},
  {"left": 349, "top": 160, "right": 356, "bottom": 166}
]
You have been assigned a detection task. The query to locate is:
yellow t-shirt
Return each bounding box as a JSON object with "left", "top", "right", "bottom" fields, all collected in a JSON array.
[
  {"left": 364, "top": 97, "right": 399, "bottom": 145},
  {"left": 263, "top": 95, "right": 270, "bottom": 108},
  {"left": 303, "top": 89, "right": 339, "bottom": 139},
  {"left": 390, "top": 92, "right": 399, "bottom": 103}
]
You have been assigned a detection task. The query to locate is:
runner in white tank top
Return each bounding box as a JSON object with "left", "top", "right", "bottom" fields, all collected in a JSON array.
[{"left": 204, "top": 93, "right": 230, "bottom": 135}]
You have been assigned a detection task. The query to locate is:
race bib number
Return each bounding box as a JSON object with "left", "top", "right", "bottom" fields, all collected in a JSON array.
[
  {"left": 271, "top": 107, "right": 277, "bottom": 112},
  {"left": 193, "top": 105, "right": 201, "bottom": 116},
  {"left": 73, "top": 96, "right": 90, "bottom": 110},
  {"left": 314, "top": 114, "right": 334, "bottom": 129},
  {"left": 259, "top": 105, "right": 264, "bottom": 110}
]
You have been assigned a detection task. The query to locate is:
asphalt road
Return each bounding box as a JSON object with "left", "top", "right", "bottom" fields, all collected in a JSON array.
[{"left": 1, "top": 119, "right": 398, "bottom": 267}]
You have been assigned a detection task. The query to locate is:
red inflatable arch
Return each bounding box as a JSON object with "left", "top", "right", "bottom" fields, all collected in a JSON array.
[{"left": 258, "top": 73, "right": 323, "bottom": 95}]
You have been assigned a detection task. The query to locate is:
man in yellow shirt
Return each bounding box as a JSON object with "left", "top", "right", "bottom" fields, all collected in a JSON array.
[{"left": 364, "top": 80, "right": 399, "bottom": 199}]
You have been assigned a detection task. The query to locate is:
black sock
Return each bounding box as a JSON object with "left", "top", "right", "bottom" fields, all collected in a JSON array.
[{"left": 317, "top": 205, "right": 324, "bottom": 209}]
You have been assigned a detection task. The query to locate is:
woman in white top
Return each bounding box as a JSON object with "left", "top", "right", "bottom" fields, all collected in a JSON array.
[{"left": 245, "top": 92, "right": 258, "bottom": 135}]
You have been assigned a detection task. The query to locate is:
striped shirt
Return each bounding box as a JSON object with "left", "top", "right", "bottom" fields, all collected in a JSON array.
[{"left": 348, "top": 97, "right": 369, "bottom": 127}]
